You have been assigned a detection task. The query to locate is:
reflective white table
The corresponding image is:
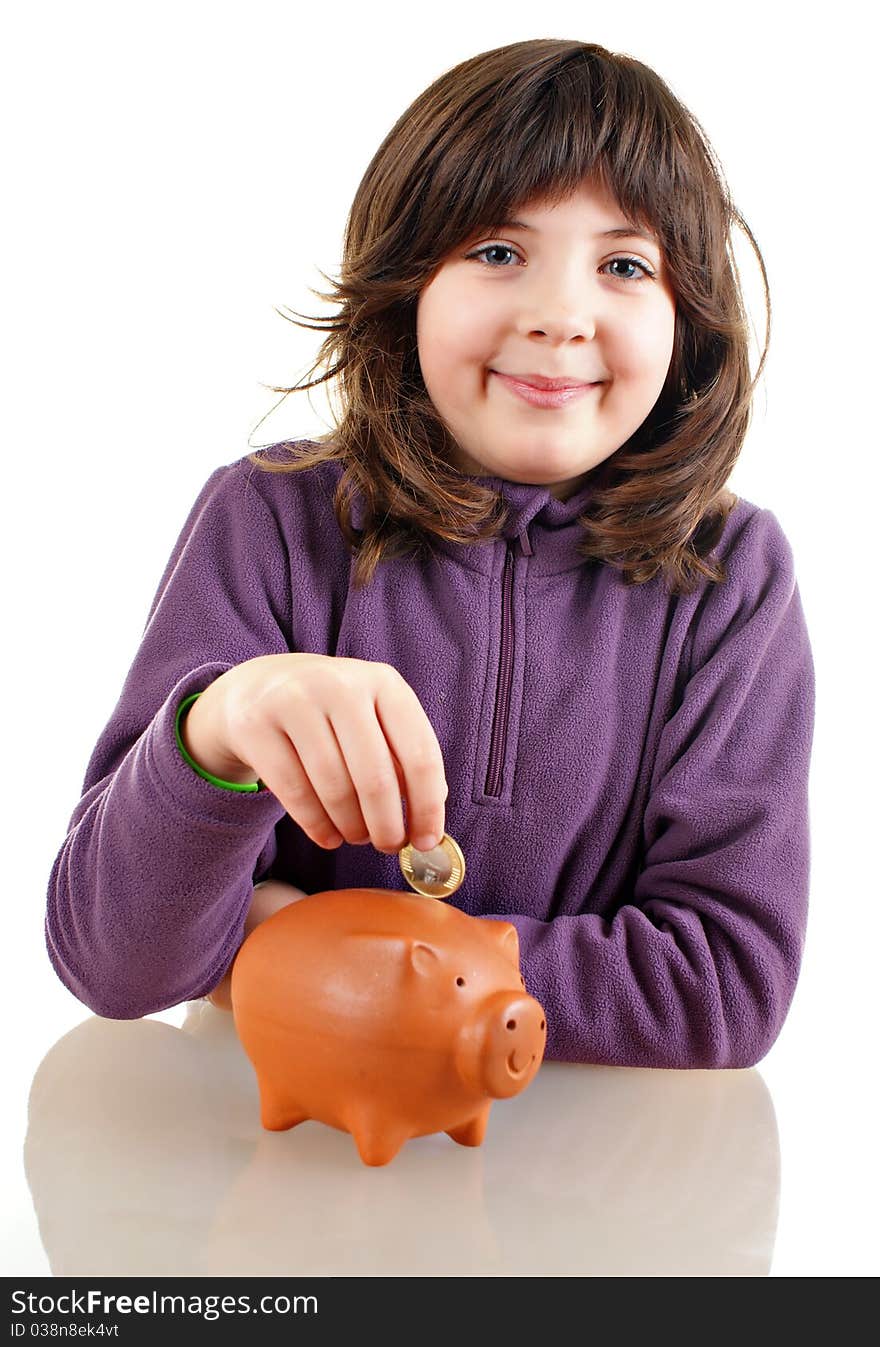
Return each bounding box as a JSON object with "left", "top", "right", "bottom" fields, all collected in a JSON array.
[{"left": 21, "top": 1001, "right": 778, "bottom": 1277}]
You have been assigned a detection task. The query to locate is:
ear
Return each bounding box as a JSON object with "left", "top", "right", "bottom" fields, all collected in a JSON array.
[
  {"left": 410, "top": 941, "right": 440, "bottom": 976},
  {"left": 345, "top": 932, "right": 440, "bottom": 978},
  {"left": 483, "top": 919, "right": 520, "bottom": 967}
]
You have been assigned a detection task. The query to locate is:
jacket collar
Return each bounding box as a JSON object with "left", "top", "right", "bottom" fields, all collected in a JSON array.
[
  {"left": 469, "top": 471, "right": 597, "bottom": 555},
  {"left": 341, "top": 462, "right": 598, "bottom": 575}
]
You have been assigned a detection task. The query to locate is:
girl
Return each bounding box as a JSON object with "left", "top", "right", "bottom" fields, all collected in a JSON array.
[{"left": 45, "top": 39, "right": 815, "bottom": 1069}]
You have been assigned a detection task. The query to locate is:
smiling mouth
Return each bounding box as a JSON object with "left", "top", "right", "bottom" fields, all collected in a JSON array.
[
  {"left": 492, "top": 371, "right": 600, "bottom": 390},
  {"left": 507, "top": 1051, "right": 536, "bottom": 1076},
  {"left": 490, "top": 372, "right": 601, "bottom": 407}
]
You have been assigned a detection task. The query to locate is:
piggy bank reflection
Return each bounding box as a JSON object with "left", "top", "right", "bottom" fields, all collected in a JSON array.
[{"left": 230, "top": 887, "right": 547, "bottom": 1167}]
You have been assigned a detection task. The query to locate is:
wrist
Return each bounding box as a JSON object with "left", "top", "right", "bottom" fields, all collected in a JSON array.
[{"left": 176, "top": 692, "right": 263, "bottom": 790}]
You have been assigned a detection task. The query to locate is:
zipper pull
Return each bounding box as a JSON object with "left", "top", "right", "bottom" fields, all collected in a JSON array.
[{"left": 517, "top": 526, "right": 533, "bottom": 557}]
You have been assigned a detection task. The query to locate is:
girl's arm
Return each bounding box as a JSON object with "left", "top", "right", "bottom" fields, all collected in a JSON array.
[
  {"left": 45, "top": 463, "right": 295, "bottom": 1019},
  {"left": 484, "top": 508, "right": 816, "bottom": 1070}
]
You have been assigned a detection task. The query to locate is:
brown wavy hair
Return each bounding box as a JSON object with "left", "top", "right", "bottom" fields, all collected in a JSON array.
[{"left": 247, "top": 38, "right": 770, "bottom": 595}]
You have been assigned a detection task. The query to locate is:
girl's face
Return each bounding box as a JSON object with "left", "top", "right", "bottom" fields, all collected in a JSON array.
[{"left": 416, "top": 179, "right": 677, "bottom": 501}]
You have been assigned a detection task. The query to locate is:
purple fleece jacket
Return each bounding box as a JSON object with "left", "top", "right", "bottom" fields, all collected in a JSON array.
[{"left": 45, "top": 442, "right": 815, "bottom": 1068}]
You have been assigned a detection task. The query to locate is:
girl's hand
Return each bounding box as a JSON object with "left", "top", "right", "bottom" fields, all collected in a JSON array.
[
  {"left": 206, "top": 879, "right": 308, "bottom": 1011},
  {"left": 181, "top": 653, "right": 448, "bottom": 854}
]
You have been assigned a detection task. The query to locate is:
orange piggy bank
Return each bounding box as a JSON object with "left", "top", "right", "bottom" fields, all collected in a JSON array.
[{"left": 230, "top": 887, "right": 547, "bottom": 1166}]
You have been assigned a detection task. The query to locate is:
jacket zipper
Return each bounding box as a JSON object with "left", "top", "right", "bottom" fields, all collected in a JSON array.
[{"left": 485, "top": 532, "right": 531, "bottom": 796}]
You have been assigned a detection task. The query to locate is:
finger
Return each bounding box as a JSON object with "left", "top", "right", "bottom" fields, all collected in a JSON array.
[
  {"left": 242, "top": 716, "right": 352, "bottom": 849},
  {"left": 374, "top": 675, "right": 447, "bottom": 851},
  {"left": 329, "top": 699, "right": 410, "bottom": 853},
  {"left": 278, "top": 707, "right": 376, "bottom": 847}
]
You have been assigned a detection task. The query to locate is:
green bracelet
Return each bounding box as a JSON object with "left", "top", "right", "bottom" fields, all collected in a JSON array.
[{"left": 175, "top": 692, "right": 266, "bottom": 793}]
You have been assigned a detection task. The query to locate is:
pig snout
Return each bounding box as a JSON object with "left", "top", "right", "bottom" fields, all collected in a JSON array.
[{"left": 455, "top": 991, "right": 546, "bottom": 1100}]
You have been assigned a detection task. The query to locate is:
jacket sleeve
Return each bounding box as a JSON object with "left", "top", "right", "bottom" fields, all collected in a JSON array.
[
  {"left": 45, "top": 463, "right": 290, "bottom": 1020},
  {"left": 488, "top": 507, "right": 816, "bottom": 1070}
]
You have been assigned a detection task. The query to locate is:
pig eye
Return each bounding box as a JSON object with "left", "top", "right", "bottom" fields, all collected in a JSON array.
[{"left": 456, "top": 976, "right": 466, "bottom": 987}]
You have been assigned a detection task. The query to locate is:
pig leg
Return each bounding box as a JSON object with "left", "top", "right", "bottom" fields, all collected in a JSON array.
[
  {"left": 256, "top": 1075, "right": 310, "bottom": 1132},
  {"left": 346, "top": 1107, "right": 412, "bottom": 1167},
  {"left": 206, "top": 880, "right": 309, "bottom": 1011},
  {"left": 446, "top": 1102, "right": 493, "bottom": 1147}
]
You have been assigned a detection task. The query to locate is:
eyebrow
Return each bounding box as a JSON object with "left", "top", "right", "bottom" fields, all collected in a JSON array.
[{"left": 486, "top": 218, "right": 659, "bottom": 245}]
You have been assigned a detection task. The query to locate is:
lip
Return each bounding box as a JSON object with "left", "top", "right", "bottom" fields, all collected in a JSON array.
[
  {"left": 492, "top": 371, "right": 602, "bottom": 409},
  {"left": 499, "top": 372, "right": 597, "bottom": 389},
  {"left": 507, "top": 1050, "right": 536, "bottom": 1077}
]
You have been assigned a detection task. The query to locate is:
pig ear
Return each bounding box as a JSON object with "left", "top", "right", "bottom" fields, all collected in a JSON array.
[
  {"left": 410, "top": 941, "right": 440, "bottom": 976},
  {"left": 485, "top": 920, "right": 520, "bottom": 966},
  {"left": 346, "top": 933, "right": 440, "bottom": 976}
]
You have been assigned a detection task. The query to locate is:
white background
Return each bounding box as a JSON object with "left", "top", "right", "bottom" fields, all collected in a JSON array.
[{"left": 2, "top": 0, "right": 877, "bottom": 1277}]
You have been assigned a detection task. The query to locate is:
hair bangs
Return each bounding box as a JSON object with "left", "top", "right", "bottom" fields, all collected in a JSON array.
[{"left": 247, "top": 39, "right": 768, "bottom": 596}]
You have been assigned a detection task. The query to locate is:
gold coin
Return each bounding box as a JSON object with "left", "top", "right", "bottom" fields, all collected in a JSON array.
[{"left": 399, "top": 832, "right": 466, "bottom": 899}]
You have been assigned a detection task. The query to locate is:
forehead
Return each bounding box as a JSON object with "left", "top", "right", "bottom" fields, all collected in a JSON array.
[{"left": 477, "top": 181, "right": 659, "bottom": 244}]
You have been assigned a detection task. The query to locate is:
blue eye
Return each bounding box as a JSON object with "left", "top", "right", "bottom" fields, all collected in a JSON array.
[
  {"left": 603, "top": 256, "right": 655, "bottom": 282},
  {"left": 464, "top": 243, "right": 655, "bottom": 281},
  {"left": 466, "top": 243, "right": 523, "bottom": 268}
]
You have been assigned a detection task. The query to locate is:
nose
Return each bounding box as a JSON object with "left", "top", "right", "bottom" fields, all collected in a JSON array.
[
  {"left": 516, "top": 267, "right": 598, "bottom": 344},
  {"left": 524, "top": 313, "right": 596, "bottom": 343},
  {"left": 501, "top": 993, "right": 546, "bottom": 1064},
  {"left": 484, "top": 991, "right": 547, "bottom": 1099}
]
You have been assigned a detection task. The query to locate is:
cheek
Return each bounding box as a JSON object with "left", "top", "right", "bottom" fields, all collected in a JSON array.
[
  {"left": 613, "top": 307, "right": 676, "bottom": 380},
  {"left": 417, "top": 280, "right": 492, "bottom": 371}
]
